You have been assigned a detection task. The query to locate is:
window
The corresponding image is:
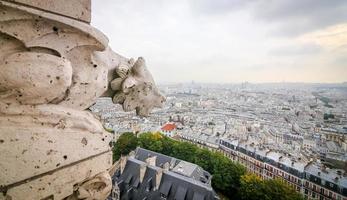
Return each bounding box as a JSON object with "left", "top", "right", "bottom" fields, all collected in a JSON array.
[{"left": 321, "top": 179, "right": 325, "bottom": 185}]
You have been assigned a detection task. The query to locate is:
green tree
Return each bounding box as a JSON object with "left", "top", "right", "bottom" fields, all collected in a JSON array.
[
  {"left": 263, "top": 179, "right": 303, "bottom": 200},
  {"left": 112, "top": 132, "right": 138, "bottom": 162},
  {"left": 239, "top": 174, "right": 304, "bottom": 200},
  {"left": 171, "top": 141, "right": 198, "bottom": 162},
  {"left": 211, "top": 153, "right": 246, "bottom": 197},
  {"left": 239, "top": 173, "right": 266, "bottom": 200},
  {"left": 138, "top": 132, "right": 164, "bottom": 152},
  {"left": 193, "top": 148, "right": 214, "bottom": 172}
]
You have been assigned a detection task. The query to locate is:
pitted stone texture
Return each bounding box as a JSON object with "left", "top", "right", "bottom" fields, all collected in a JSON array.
[
  {"left": 0, "top": 103, "right": 113, "bottom": 187},
  {"left": 0, "top": 0, "right": 163, "bottom": 199},
  {"left": 94, "top": 48, "right": 166, "bottom": 116},
  {"left": 110, "top": 57, "right": 166, "bottom": 116},
  {"left": 3, "top": 152, "right": 112, "bottom": 200},
  {"left": 0, "top": 52, "right": 72, "bottom": 104},
  {"left": 3, "top": 0, "right": 91, "bottom": 23},
  {"left": 0, "top": 4, "right": 108, "bottom": 109},
  {"left": 76, "top": 171, "right": 112, "bottom": 200},
  {"left": 0, "top": 3, "right": 165, "bottom": 113},
  {"left": 0, "top": 3, "right": 107, "bottom": 51}
]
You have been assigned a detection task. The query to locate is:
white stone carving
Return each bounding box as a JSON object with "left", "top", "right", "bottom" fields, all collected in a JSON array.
[
  {"left": 111, "top": 57, "right": 166, "bottom": 116},
  {"left": 0, "top": 0, "right": 164, "bottom": 199}
]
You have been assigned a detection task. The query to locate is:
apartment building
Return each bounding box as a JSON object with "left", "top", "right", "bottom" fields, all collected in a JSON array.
[{"left": 219, "top": 138, "right": 347, "bottom": 200}]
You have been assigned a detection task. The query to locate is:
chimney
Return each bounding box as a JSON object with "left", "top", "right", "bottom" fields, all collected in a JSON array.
[
  {"left": 163, "top": 162, "right": 170, "bottom": 171},
  {"left": 146, "top": 155, "right": 157, "bottom": 166},
  {"left": 155, "top": 169, "right": 163, "bottom": 191},
  {"left": 120, "top": 156, "right": 127, "bottom": 174},
  {"left": 140, "top": 163, "right": 147, "bottom": 183},
  {"left": 279, "top": 156, "right": 283, "bottom": 161},
  {"left": 322, "top": 165, "right": 327, "bottom": 173}
]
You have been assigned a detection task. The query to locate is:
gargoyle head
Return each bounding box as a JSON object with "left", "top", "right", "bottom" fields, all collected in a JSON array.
[{"left": 110, "top": 57, "right": 165, "bottom": 117}]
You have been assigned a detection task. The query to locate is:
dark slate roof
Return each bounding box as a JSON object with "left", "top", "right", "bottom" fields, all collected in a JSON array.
[
  {"left": 112, "top": 147, "right": 219, "bottom": 200},
  {"left": 134, "top": 147, "right": 178, "bottom": 168},
  {"left": 134, "top": 148, "right": 212, "bottom": 184}
]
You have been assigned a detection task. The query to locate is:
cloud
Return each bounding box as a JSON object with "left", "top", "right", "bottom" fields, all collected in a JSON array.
[
  {"left": 189, "top": 0, "right": 253, "bottom": 15},
  {"left": 299, "top": 23, "right": 347, "bottom": 50},
  {"left": 189, "top": 0, "right": 347, "bottom": 37},
  {"left": 91, "top": 0, "right": 347, "bottom": 83},
  {"left": 269, "top": 43, "right": 321, "bottom": 56},
  {"left": 254, "top": 0, "right": 347, "bottom": 36}
]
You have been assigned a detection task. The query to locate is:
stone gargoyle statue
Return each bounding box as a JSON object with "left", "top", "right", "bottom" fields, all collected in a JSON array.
[
  {"left": 109, "top": 56, "right": 166, "bottom": 116},
  {"left": 0, "top": 0, "right": 165, "bottom": 199}
]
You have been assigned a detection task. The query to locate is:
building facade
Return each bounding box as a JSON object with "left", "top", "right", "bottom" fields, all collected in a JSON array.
[{"left": 219, "top": 138, "right": 347, "bottom": 200}]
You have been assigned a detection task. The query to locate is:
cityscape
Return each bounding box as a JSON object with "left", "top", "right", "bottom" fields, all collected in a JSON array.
[
  {"left": 92, "top": 82, "right": 347, "bottom": 200},
  {"left": 1, "top": 0, "right": 347, "bottom": 199}
]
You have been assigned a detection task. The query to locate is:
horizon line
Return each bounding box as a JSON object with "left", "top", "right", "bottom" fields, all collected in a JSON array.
[{"left": 157, "top": 81, "right": 347, "bottom": 85}]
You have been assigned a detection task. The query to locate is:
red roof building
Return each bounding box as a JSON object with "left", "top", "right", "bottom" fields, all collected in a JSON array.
[
  {"left": 161, "top": 123, "right": 177, "bottom": 131},
  {"left": 160, "top": 123, "right": 177, "bottom": 137}
]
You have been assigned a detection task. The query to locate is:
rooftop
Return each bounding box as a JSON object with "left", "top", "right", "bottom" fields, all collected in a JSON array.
[
  {"left": 161, "top": 123, "right": 177, "bottom": 131},
  {"left": 112, "top": 147, "right": 219, "bottom": 200}
]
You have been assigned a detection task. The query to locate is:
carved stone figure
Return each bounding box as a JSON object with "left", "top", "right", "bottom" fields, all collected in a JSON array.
[
  {"left": 110, "top": 57, "right": 166, "bottom": 116},
  {"left": 0, "top": 0, "right": 164, "bottom": 199}
]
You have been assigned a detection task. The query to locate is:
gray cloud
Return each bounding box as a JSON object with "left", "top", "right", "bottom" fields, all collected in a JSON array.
[
  {"left": 254, "top": 0, "right": 347, "bottom": 36},
  {"left": 269, "top": 43, "right": 322, "bottom": 56},
  {"left": 189, "top": 0, "right": 347, "bottom": 36},
  {"left": 91, "top": 0, "right": 347, "bottom": 83},
  {"left": 189, "top": 0, "right": 253, "bottom": 15}
]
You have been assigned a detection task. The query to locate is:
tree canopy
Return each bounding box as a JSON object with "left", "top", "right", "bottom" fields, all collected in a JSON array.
[
  {"left": 112, "top": 132, "right": 303, "bottom": 200},
  {"left": 239, "top": 173, "right": 303, "bottom": 200},
  {"left": 112, "top": 132, "right": 138, "bottom": 161}
]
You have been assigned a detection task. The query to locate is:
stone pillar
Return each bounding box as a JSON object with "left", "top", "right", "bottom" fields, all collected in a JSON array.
[{"left": 0, "top": 0, "right": 165, "bottom": 199}]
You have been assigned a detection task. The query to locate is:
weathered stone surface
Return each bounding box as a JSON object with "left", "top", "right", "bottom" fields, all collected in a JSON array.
[
  {"left": 0, "top": 2, "right": 165, "bottom": 113},
  {"left": 110, "top": 57, "right": 166, "bottom": 116},
  {"left": 0, "top": 0, "right": 165, "bottom": 199},
  {"left": 76, "top": 171, "right": 112, "bottom": 199},
  {"left": 0, "top": 52, "right": 72, "bottom": 104},
  {"left": 3, "top": 0, "right": 91, "bottom": 23},
  {"left": 0, "top": 1, "right": 108, "bottom": 49},
  {"left": 0, "top": 104, "right": 112, "bottom": 186},
  {"left": 3, "top": 152, "right": 112, "bottom": 200}
]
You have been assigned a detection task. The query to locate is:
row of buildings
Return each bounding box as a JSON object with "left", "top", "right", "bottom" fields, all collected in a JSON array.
[
  {"left": 91, "top": 83, "right": 347, "bottom": 200},
  {"left": 175, "top": 130, "right": 347, "bottom": 200},
  {"left": 219, "top": 138, "right": 347, "bottom": 200}
]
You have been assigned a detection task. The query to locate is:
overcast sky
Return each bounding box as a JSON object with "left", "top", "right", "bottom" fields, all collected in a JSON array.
[{"left": 92, "top": 0, "right": 347, "bottom": 83}]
